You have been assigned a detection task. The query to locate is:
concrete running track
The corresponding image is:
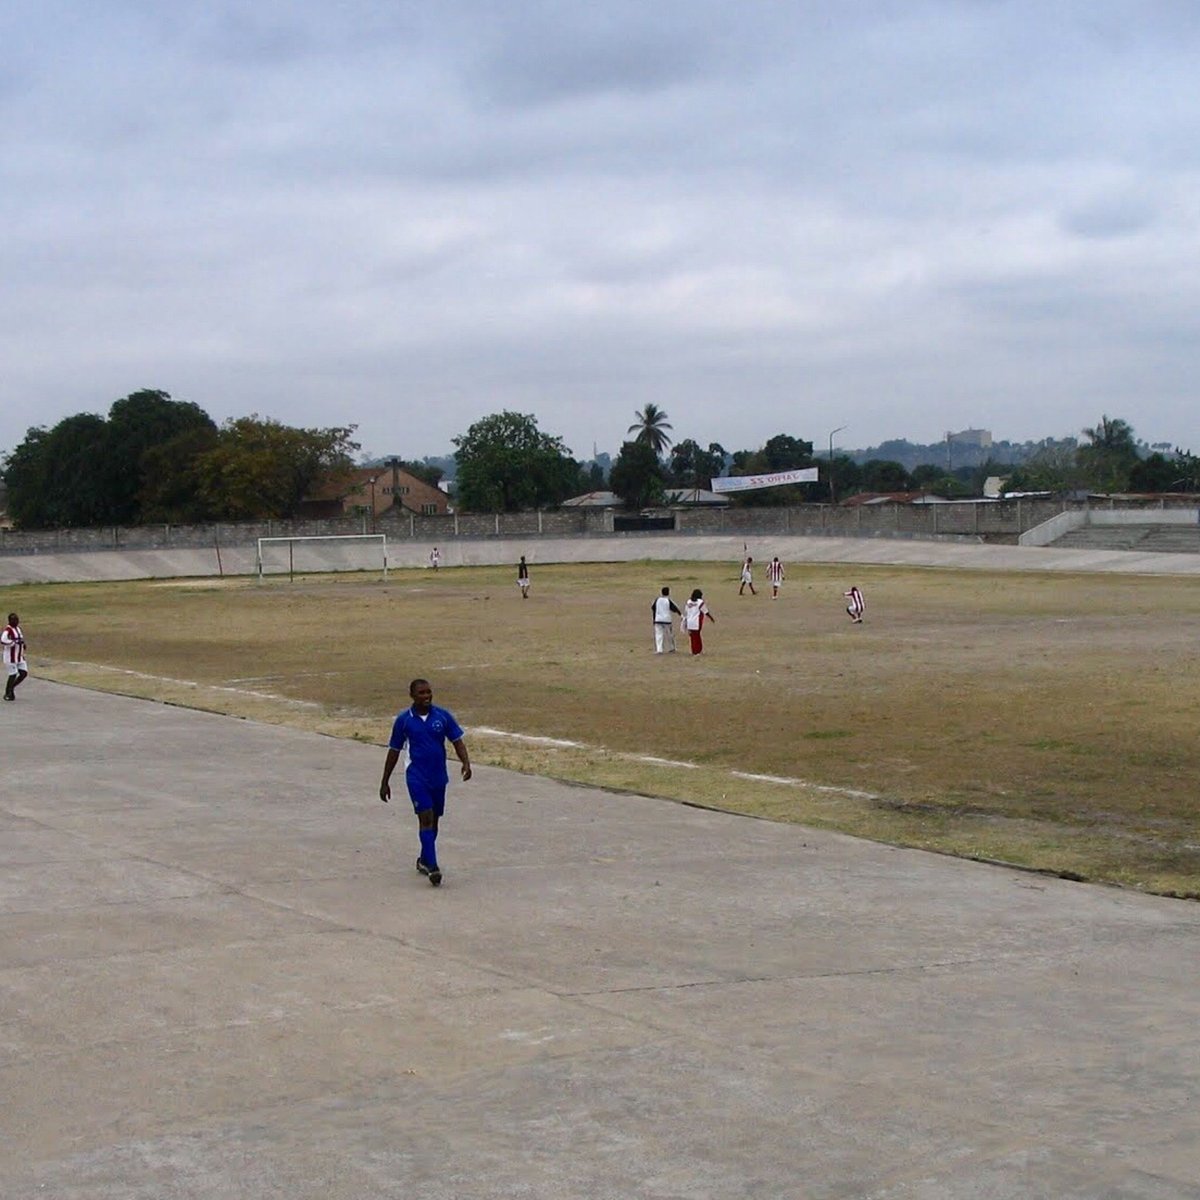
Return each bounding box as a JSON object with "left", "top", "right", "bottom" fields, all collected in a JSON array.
[
  {"left": 8, "top": 532, "right": 1200, "bottom": 584},
  {"left": 2, "top": 679, "right": 1199, "bottom": 1199}
]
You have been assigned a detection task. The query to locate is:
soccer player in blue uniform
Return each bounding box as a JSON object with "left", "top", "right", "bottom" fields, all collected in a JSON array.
[{"left": 379, "top": 678, "right": 472, "bottom": 886}]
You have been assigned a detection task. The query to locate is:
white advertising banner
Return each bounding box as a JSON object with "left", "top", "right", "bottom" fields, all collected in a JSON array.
[{"left": 709, "top": 467, "right": 819, "bottom": 494}]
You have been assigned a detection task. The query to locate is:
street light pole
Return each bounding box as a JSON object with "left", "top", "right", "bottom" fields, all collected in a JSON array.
[
  {"left": 828, "top": 426, "right": 846, "bottom": 504},
  {"left": 368, "top": 476, "right": 377, "bottom": 533}
]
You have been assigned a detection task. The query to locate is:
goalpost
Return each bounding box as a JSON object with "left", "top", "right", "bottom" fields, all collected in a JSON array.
[{"left": 256, "top": 534, "right": 389, "bottom": 582}]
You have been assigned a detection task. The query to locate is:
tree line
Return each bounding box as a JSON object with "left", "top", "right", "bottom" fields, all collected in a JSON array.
[
  {"left": 458, "top": 407, "right": 1199, "bottom": 511},
  {"left": 2, "top": 390, "right": 358, "bottom": 528},
  {"left": 3, "top": 392, "right": 1196, "bottom": 530}
]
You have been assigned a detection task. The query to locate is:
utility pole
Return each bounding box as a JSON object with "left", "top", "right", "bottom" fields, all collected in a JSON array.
[{"left": 828, "top": 426, "right": 846, "bottom": 504}]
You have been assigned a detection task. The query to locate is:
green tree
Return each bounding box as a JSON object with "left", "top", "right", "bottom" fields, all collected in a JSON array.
[
  {"left": 668, "top": 439, "right": 727, "bottom": 488},
  {"left": 758, "top": 433, "right": 814, "bottom": 471},
  {"left": 1003, "top": 442, "right": 1087, "bottom": 495},
  {"left": 579, "top": 461, "right": 606, "bottom": 491},
  {"left": 452, "top": 411, "right": 577, "bottom": 512},
  {"left": 2, "top": 390, "right": 219, "bottom": 528},
  {"left": 139, "top": 425, "right": 222, "bottom": 522},
  {"left": 728, "top": 433, "right": 817, "bottom": 506},
  {"left": 609, "top": 440, "right": 667, "bottom": 509},
  {"left": 1078, "top": 415, "right": 1139, "bottom": 492},
  {"left": 825, "top": 454, "right": 862, "bottom": 503},
  {"left": 3, "top": 427, "right": 54, "bottom": 528},
  {"left": 860, "top": 460, "right": 912, "bottom": 492},
  {"left": 910, "top": 463, "right": 970, "bottom": 498},
  {"left": 2, "top": 415, "right": 110, "bottom": 528},
  {"left": 627, "top": 404, "right": 673, "bottom": 456},
  {"left": 1128, "top": 451, "right": 1200, "bottom": 493},
  {"left": 1081, "top": 415, "right": 1137, "bottom": 456},
  {"left": 193, "top": 417, "right": 358, "bottom": 520},
  {"left": 104, "top": 390, "right": 217, "bottom": 524}
]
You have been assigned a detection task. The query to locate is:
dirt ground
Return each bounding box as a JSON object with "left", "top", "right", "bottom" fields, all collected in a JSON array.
[{"left": 13, "top": 559, "right": 1200, "bottom": 896}]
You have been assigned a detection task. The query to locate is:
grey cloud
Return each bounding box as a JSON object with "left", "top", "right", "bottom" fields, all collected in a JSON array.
[
  {"left": 5, "top": 1, "right": 1200, "bottom": 459},
  {"left": 191, "top": 11, "right": 320, "bottom": 65},
  {"left": 472, "top": 27, "right": 714, "bottom": 107},
  {"left": 1060, "top": 195, "right": 1156, "bottom": 238}
]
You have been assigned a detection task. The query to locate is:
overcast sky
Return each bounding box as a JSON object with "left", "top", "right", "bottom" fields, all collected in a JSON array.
[{"left": 4, "top": 1, "right": 1198, "bottom": 463}]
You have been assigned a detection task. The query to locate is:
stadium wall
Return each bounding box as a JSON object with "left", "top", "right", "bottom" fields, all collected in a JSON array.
[
  {"left": 6, "top": 497, "right": 1200, "bottom": 588},
  {"left": 0, "top": 496, "right": 1093, "bottom": 555}
]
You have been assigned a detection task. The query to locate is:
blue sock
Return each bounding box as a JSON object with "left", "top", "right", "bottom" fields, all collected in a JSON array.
[{"left": 419, "top": 828, "right": 438, "bottom": 869}]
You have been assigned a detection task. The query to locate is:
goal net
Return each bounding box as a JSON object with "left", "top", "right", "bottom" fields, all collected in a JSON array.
[{"left": 256, "top": 534, "right": 389, "bottom": 582}]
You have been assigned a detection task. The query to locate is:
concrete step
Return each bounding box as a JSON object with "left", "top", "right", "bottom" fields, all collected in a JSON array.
[{"left": 1051, "top": 524, "right": 1200, "bottom": 554}]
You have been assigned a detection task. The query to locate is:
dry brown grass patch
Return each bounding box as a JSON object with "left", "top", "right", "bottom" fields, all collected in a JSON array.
[{"left": 12, "top": 559, "right": 1200, "bottom": 897}]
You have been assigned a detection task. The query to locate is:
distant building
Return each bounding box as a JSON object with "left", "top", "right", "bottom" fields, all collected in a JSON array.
[
  {"left": 842, "top": 491, "right": 954, "bottom": 506},
  {"left": 664, "top": 488, "right": 727, "bottom": 507},
  {"left": 300, "top": 463, "right": 450, "bottom": 520},
  {"left": 945, "top": 428, "right": 993, "bottom": 448},
  {"left": 561, "top": 490, "right": 620, "bottom": 508},
  {"left": 561, "top": 489, "right": 727, "bottom": 509}
]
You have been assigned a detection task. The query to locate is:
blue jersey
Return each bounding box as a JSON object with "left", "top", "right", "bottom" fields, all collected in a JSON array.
[{"left": 389, "top": 704, "right": 464, "bottom": 787}]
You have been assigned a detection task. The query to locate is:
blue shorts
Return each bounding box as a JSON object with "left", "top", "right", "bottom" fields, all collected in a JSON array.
[{"left": 406, "top": 774, "right": 447, "bottom": 816}]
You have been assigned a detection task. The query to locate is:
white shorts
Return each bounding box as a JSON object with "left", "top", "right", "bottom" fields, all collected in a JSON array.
[{"left": 6, "top": 661, "right": 28, "bottom": 676}]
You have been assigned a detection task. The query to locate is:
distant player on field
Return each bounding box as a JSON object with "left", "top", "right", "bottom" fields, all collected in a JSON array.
[
  {"left": 683, "top": 588, "right": 716, "bottom": 654},
  {"left": 429, "top": 547, "right": 440, "bottom": 570},
  {"left": 739, "top": 555, "right": 757, "bottom": 596},
  {"left": 379, "top": 678, "right": 472, "bottom": 887},
  {"left": 767, "top": 556, "right": 784, "bottom": 599},
  {"left": 652, "top": 586, "right": 682, "bottom": 653},
  {"left": 2, "top": 613, "right": 28, "bottom": 702},
  {"left": 844, "top": 586, "right": 865, "bottom": 624},
  {"left": 517, "top": 555, "right": 530, "bottom": 599}
]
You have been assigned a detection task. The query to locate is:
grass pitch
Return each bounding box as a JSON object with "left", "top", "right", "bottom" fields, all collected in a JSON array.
[{"left": 13, "top": 559, "right": 1200, "bottom": 897}]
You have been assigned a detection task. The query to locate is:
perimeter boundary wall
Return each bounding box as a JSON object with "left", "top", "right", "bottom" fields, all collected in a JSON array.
[{"left": 3, "top": 496, "right": 1198, "bottom": 559}]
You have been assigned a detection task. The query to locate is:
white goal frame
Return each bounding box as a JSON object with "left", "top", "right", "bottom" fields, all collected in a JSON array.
[{"left": 256, "top": 534, "right": 389, "bottom": 582}]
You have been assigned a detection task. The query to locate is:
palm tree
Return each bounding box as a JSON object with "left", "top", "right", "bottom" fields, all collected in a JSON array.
[
  {"left": 1081, "top": 415, "right": 1136, "bottom": 455},
  {"left": 627, "top": 404, "right": 673, "bottom": 456},
  {"left": 1080, "top": 414, "right": 1138, "bottom": 493}
]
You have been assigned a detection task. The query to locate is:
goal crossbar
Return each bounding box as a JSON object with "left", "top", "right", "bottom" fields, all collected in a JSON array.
[{"left": 256, "top": 533, "right": 388, "bottom": 582}]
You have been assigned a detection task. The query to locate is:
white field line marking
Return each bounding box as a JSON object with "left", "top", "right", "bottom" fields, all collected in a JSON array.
[
  {"left": 474, "top": 726, "right": 583, "bottom": 749},
  {"left": 51, "top": 673, "right": 874, "bottom": 800},
  {"left": 56, "top": 661, "right": 322, "bottom": 709},
  {"left": 226, "top": 671, "right": 346, "bottom": 683},
  {"left": 475, "top": 726, "right": 876, "bottom": 799},
  {"left": 731, "top": 771, "right": 879, "bottom": 800}
]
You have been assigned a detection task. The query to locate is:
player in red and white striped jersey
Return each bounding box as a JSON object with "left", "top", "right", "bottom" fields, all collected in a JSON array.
[
  {"left": 844, "top": 587, "right": 865, "bottom": 624},
  {"left": 767, "top": 556, "right": 784, "bottom": 599},
  {"left": 2, "top": 613, "right": 28, "bottom": 701}
]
